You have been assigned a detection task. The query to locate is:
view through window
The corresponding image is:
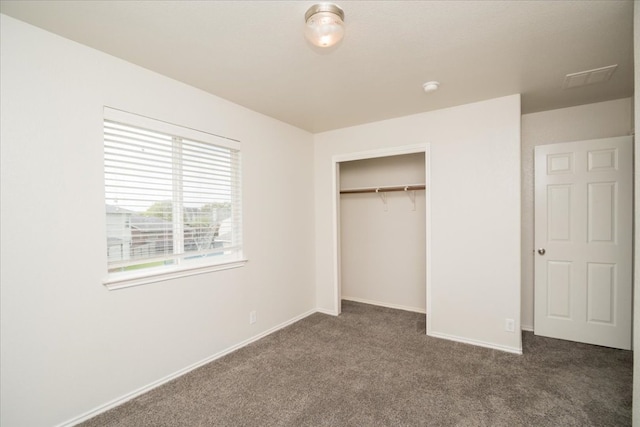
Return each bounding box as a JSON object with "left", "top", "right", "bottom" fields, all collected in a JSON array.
[{"left": 104, "top": 110, "right": 242, "bottom": 282}]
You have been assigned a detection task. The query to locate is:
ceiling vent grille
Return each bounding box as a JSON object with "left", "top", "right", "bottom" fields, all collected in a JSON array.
[{"left": 563, "top": 65, "right": 617, "bottom": 89}]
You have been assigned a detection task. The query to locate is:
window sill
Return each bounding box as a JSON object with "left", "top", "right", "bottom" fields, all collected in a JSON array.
[{"left": 103, "top": 259, "right": 248, "bottom": 290}]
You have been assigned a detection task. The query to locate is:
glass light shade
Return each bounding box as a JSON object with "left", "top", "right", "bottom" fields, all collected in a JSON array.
[{"left": 305, "top": 9, "right": 345, "bottom": 47}]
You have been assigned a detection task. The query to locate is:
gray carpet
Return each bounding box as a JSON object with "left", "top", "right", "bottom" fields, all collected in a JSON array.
[{"left": 80, "top": 301, "right": 632, "bottom": 426}]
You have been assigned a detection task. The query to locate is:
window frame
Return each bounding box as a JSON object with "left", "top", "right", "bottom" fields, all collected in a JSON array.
[{"left": 102, "top": 107, "right": 246, "bottom": 290}]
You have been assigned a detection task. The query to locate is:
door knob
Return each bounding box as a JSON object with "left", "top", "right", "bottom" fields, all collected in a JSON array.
[{"left": 538, "top": 248, "right": 546, "bottom": 255}]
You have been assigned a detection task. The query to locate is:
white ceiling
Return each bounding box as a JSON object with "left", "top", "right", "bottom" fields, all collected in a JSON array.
[{"left": 0, "top": 0, "right": 633, "bottom": 133}]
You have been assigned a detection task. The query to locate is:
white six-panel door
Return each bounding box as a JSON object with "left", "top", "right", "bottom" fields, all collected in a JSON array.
[{"left": 534, "top": 136, "right": 632, "bottom": 350}]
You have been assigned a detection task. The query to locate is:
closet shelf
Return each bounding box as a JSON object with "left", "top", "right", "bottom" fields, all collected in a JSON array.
[{"left": 340, "top": 184, "right": 426, "bottom": 194}]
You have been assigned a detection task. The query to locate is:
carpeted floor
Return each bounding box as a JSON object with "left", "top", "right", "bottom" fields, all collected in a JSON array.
[{"left": 80, "top": 301, "right": 633, "bottom": 426}]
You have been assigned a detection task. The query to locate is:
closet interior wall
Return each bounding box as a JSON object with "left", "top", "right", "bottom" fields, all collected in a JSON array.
[{"left": 339, "top": 153, "right": 426, "bottom": 313}]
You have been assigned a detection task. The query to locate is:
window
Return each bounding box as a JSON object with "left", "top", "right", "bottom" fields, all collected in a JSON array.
[{"left": 103, "top": 108, "right": 244, "bottom": 288}]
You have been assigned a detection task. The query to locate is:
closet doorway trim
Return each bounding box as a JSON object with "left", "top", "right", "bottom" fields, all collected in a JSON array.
[{"left": 331, "top": 143, "right": 432, "bottom": 334}]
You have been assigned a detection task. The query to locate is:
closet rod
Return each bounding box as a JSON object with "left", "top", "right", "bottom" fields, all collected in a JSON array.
[{"left": 340, "top": 184, "right": 426, "bottom": 194}]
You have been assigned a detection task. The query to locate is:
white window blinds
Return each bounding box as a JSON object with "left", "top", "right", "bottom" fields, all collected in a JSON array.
[{"left": 104, "top": 108, "right": 242, "bottom": 283}]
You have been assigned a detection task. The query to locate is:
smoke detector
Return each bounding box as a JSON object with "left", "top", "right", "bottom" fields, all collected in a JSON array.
[{"left": 423, "top": 81, "right": 440, "bottom": 93}]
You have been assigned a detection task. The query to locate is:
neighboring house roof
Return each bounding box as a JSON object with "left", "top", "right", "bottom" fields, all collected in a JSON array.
[
  {"left": 129, "top": 215, "right": 216, "bottom": 233},
  {"left": 130, "top": 215, "right": 172, "bottom": 232},
  {"left": 106, "top": 204, "right": 135, "bottom": 214}
]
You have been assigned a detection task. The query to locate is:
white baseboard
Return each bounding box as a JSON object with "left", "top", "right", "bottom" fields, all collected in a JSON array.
[
  {"left": 342, "top": 296, "right": 427, "bottom": 314},
  {"left": 55, "top": 307, "right": 521, "bottom": 426},
  {"left": 56, "top": 309, "right": 317, "bottom": 427},
  {"left": 428, "top": 331, "right": 523, "bottom": 355},
  {"left": 315, "top": 307, "right": 339, "bottom": 316},
  {"left": 521, "top": 325, "right": 534, "bottom": 332}
]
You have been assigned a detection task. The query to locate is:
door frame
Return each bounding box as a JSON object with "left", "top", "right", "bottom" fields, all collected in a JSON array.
[{"left": 331, "top": 143, "right": 432, "bottom": 331}]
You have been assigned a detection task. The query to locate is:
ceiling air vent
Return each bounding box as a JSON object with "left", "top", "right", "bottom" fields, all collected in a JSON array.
[{"left": 563, "top": 65, "right": 617, "bottom": 89}]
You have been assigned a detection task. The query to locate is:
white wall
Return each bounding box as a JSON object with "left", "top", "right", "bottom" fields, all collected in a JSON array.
[
  {"left": 315, "top": 95, "right": 522, "bottom": 353},
  {"left": 339, "top": 154, "right": 426, "bottom": 312},
  {"left": 0, "top": 15, "right": 315, "bottom": 427},
  {"left": 520, "top": 98, "right": 633, "bottom": 330}
]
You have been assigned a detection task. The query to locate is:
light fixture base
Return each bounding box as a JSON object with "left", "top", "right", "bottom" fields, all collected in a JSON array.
[{"left": 305, "top": 3, "right": 344, "bottom": 22}]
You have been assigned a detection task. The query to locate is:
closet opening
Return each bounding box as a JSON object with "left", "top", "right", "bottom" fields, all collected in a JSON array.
[{"left": 332, "top": 145, "right": 430, "bottom": 327}]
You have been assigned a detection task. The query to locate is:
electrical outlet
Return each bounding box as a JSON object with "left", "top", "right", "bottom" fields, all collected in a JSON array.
[
  {"left": 505, "top": 318, "right": 515, "bottom": 332},
  {"left": 249, "top": 311, "right": 257, "bottom": 325}
]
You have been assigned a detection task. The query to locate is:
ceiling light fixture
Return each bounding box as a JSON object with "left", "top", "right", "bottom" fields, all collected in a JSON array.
[
  {"left": 304, "top": 3, "right": 345, "bottom": 48},
  {"left": 422, "top": 81, "right": 440, "bottom": 93}
]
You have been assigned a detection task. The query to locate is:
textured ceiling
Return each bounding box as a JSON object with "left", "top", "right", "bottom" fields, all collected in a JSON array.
[{"left": 0, "top": 0, "right": 633, "bottom": 133}]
